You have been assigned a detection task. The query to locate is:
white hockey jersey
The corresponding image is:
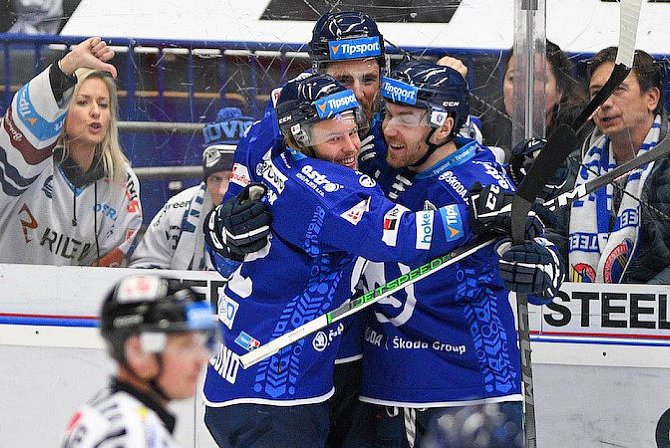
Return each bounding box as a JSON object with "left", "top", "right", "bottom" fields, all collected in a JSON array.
[
  {"left": 60, "top": 379, "right": 178, "bottom": 448},
  {"left": 0, "top": 67, "right": 142, "bottom": 266},
  {"left": 130, "top": 183, "right": 214, "bottom": 270}
]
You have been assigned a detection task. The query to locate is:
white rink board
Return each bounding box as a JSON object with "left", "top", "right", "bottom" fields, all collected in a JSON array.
[
  {"left": 60, "top": 0, "right": 670, "bottom": 55},
  {"left": 1, "top": 264, "right": 670, "bottom": 446}
]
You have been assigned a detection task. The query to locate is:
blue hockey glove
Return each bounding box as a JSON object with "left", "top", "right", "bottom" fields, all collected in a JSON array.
[
  {"left": 468, "top": 182, "right": 544, "bottom": 238},
  {"left": 508, "top": 137, "right": 546, "bottom": 186},
  {"left": 495, "top": 236, "right": 564, "bottom": 304},
  {"left": 203, "top": 183, "right": 271, "bottom": 257}
]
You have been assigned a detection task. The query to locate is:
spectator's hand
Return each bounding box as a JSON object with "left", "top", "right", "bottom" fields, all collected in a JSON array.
[
  {"left": 495, "top": 237, "right": 564, "bottom": 303},
  {"left": 203, "top": 183, "right": 271, "bottom": 257},
  {"left": 59, "top": 37, "right": 118, "bottom": 78},
  {"left": 508, "top": 137, "right": 546, "bottom": 185},
  {"left": 436, "top": 56, "right": 468, "bottom": 78},
  {"left": 468, "top": 182, "right": 544, "bottom": 238}
]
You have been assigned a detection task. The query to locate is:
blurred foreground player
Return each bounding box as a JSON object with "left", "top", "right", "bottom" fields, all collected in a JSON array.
[{"left": 60, "top": 275, "right": 216, "bottom": 447}]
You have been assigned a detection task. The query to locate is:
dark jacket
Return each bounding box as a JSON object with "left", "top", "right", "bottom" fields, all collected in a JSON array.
[{"left": 555, "top": 112, "right": 670, "bottom": 284}]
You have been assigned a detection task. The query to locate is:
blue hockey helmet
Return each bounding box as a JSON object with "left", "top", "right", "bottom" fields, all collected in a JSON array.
[
  {"left": 276, "top": 73, "right": 368, "bottom": 151},
  {"left": 382, "top": 59, "right": 470, "bottom": 137},
  {"left": 308, "top": 11, "right": 386, "bottom": 71},
  {"left": 100, "top": 275, "right": 216, "bottom": 363}
]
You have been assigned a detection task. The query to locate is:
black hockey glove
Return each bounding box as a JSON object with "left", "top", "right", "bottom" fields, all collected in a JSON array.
[
  {"left": 495, "top": 236, "right": 565, "bottom": 304},
  {"left": 468, "top": 182, "right": 545, "bottom": 239},
  {"left": 508, "top": 137, "right": 546, "bottom": 186},
  {"left": 203, "top": 183, "right": 271, "bottom": 258}
]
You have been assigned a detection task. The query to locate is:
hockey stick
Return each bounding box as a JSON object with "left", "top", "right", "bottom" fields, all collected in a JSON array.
[
  {"left": 239, "top": 0, "right": 644, "bottom": 371},
  {"left": 238, "top": 126, "right": 667, "bottom": 370},
  {"left": 509, "top": 1, "right": 642, "bottom": 446}
]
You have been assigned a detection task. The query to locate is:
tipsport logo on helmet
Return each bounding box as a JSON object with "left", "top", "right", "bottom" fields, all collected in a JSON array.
[
  {"left": 328, "top": 36, "right": 382, "bottom": 61},
  {"left": 381, "top": 77, "right": 418, "bottom": 106},
  {"left": 314, "top": 90, "right": 359, "bottom": 119}
]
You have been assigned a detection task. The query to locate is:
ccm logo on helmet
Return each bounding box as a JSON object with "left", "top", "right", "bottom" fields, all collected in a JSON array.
[{"left": 329, "top": 37, "right": 382, "bottom": 60}]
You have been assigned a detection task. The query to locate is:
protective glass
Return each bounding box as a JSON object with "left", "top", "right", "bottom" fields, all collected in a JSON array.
[
  {"left": 382, "top": 104, "right": 430, "bottom": 128},
  {"left": 301, "top": 110, "right": 363, "bottom": 147}
]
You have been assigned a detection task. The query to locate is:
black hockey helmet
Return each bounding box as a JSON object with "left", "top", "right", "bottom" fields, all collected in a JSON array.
[
  {"left": 100, "top": 275, "right": 215, "bottom": 363},
  {"left": 382, "top": 59, "right": 470, "bottom": 138},
  {"left": 308, "top": 11, "right": 386, "bottom": 71},
  {"left": 276, "top": 73, "right": 368, "bottom": 150}
]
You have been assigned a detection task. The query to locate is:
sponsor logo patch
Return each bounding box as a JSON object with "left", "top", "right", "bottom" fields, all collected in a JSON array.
[
  {"left": 328, "top": 36, "right": 382, "bottom": 61},
  {"left": 439, "top": 204, "right": 463, "bottom": 242},
  {"left": 358, "top": 174, "right": 376, "bottom": 188},
  {"left": 257, "top": 158, "right": 287, "bottom": 194},
  {"left": 381, "top": 77, "right": 418, "bottom": 106},
  {"left": 234, "top": 331, "right": 261, "bottom": 352},
  {"left": 340, "top": 197, "right": 370, "bottom": 225},
  {"left": 230, "top": 163, "right": 251, "bottom": 187},
  {"left": 382, "top": 204, "right": 409, "bottom": 247},
  {"left": 219, "top": 293, "right": 239, "bottom": 330},
  {"left": 296, "top": 165, "right": 342, "bottom": 196},
  {"left": 313, "top": 90, "right": 359, "bottom": 119},
  {"left": 415, "top": 210, "right": 434, "bottom": 250}
]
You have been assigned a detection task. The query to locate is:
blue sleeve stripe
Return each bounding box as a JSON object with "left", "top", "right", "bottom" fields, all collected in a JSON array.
[{"left": 16, "top": 83, "right": 65, "bottom": 140}]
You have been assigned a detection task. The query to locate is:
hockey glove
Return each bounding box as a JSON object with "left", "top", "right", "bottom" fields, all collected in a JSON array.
[
  {"left": 203, "top": 183, "right": 271, "bottom": 257},
  {"left": 508, "top": 137, "right": 546, "bottom": 186},
  {"left": 468, "top": 182, "right": 545, "bottom": 239},
  {"left": 495, "top": 236, "right": 565, "bottom": 304}
]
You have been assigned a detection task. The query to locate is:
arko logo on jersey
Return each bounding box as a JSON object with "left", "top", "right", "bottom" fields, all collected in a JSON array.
[
  {"left": 328, "top": 36, "right": 382, "bottom": 61},
  {"left": 314, "top": 90, "right": 359, "bottom": 119},
  {"left": 381, "top": 77, "right": 418, "bottom": 106}
]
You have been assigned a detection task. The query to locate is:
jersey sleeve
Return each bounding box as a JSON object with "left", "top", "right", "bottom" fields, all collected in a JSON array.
[
  {"left": 224, "top": 102, "right": 284, "bottom": 203},
  {"left": 128, "top": 202, "right": 174, "bottom": 269},
  {"left": 271, "top": 168, "right": 475, "bottom": 266},
  {"left": 320, "top": 190, "right": 474, "bottom": 264},
  {"left": 96, "top": 168, "right": 143, "bottom": 267},
  {"left": 60, "top": 406, "right": 114, "bottom": 448},
  {"left": 0, "top": 67, "right": 71, "bottom": 197}
]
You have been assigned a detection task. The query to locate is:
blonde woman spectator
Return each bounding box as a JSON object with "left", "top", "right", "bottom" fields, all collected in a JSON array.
[{"left": 0, "top": 37, "right": 142, "bottom": 266}]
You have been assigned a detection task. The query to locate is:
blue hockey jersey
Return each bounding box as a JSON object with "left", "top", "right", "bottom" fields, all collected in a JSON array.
[
  {"left": 360, "top": 137, "right": 524, "bottom": 407},
  {"left": 203, "top": 148, "right": 477, "bottom": 407}
]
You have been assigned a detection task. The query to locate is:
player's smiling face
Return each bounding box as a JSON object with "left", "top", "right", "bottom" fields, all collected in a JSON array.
[
  {"left": 310, "top": 112, "right": 361, "bottom": 170},
  {"left": 382, "top": 102, "right": 432, "bottom": 169}
]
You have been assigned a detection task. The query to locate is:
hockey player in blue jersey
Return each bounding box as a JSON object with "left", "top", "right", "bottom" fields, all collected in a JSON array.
[
  {"left": 201, "top": 73, "right": 520, "bottom": 448},
  {"left": 203, "top": 12, "right": 389, "bottom": 447},
  {"left": 211, "top": 61, "right": 565, "bottom": 448},
  {"left": 342, "top": 60, "right": 564, "bottom": 448}
]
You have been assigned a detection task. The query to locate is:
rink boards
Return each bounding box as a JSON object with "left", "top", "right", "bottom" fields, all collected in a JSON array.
[{"left": 0, "top": 263, "right": 669, "bottom": 447}]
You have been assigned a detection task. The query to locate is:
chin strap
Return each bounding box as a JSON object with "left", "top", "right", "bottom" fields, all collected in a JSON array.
[
  {"left": 409, "top": 128, "right": 452, "bottom": 169},
  {"left": 147, "top": 354, "right": 171, "bottom": 401},
  {"left": 121, "top": 355, "right": 171, "bottom": 402}
]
